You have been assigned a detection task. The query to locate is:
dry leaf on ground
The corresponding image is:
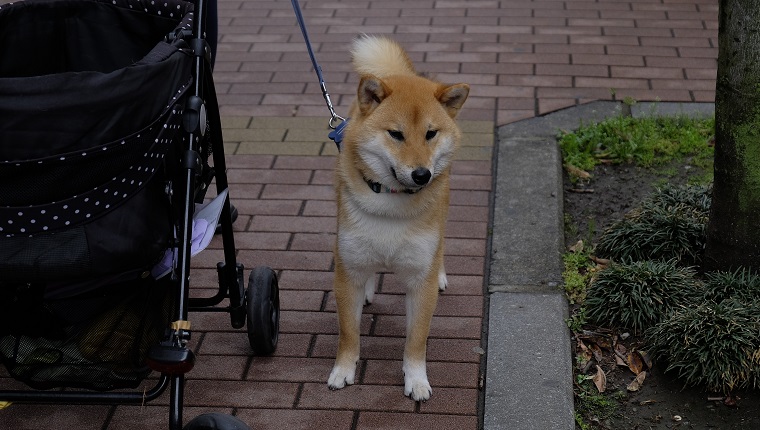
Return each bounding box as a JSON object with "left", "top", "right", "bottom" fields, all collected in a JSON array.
[
  {"left": 593, "top": 365, "right": 607, "bottom": 393},
  {"left": 577, "top": 340, "right": 593, "bottom": 371},
  {"left": 627, "top": 371, "right": 647, "bottom": 392},
  {"left": 589, "top": 342, "right": 604, "bottom": 362},
  {"left": 569, "top": 239, "right": 584, "bottom": 253},
  {"left": 564, "top": 164, "right": 592, "bottom": 179},
  {"left": 627, "top": 350, "right": 646, "bottom": 375},
  {"left": 613, "top": 339, "right": 627, "bottom": 367}
]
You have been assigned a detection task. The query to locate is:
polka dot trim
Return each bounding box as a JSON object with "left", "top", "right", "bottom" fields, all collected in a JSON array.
[
  {"left": 103, "top": 0, "right": 194, "bottom": 24},
  {"left": 0, "top": 100, "right": 188, "bottom": 237}
]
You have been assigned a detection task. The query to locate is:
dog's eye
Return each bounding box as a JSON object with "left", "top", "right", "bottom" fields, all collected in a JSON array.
[
  {"left": 426, "top": 130, "right": 438, "bottom": 140},
  {"left": 388, "top": 130, "right": 404, "bottom": 141}
]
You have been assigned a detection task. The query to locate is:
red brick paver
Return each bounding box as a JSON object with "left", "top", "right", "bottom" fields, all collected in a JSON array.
[
  {"left": 0, "top": 0, "right": 718, "bottom": 429},
  {"left": 214, "top": 0, "right": 718, "bottom": 124}
]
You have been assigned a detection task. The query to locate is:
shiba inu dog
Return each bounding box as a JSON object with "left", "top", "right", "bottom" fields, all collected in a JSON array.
[{"left": 327, "top": 35, "right": 469, "bottom": 401}]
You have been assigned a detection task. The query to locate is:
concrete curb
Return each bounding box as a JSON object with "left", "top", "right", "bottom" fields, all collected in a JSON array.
[{"left": 483, "top": 101, "right": 715, "bottom": 429}]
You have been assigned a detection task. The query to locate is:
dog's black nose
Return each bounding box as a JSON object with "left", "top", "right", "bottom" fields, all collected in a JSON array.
[{"left": 411, "top": 168, "right": 432, "bottom": 185}]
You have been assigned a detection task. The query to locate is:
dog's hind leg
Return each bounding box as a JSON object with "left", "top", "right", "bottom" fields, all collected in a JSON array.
[
  {"left": 364, "top": 274, "right": 376, "bottom": 305},
  {"left": 328, "top": 263, "right": 368, "bottom": 390},
  {"left": 437, "top": 264, "right": 448, "bottom": 292}
]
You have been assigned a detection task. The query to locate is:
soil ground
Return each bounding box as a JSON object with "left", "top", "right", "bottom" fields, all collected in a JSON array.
[{"left": 563, "top": 162, "right": 760, "bottom": 430}]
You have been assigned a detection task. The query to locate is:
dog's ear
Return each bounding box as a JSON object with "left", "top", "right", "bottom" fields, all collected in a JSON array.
[
  {"left": 357, "top": 75, "right": 389, "bottom": 116},
  {"left": 436, "top": 83, "right": 470, "bottom": 118}
]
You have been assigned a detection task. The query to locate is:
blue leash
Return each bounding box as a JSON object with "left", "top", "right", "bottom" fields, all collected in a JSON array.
[{"left": 290, "top": 0, "right": 346, "bottom": 149}]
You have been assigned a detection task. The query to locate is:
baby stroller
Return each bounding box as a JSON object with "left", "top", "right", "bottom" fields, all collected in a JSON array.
[{"left": 0, "top": 0, "right": 280, "bottom": 428}]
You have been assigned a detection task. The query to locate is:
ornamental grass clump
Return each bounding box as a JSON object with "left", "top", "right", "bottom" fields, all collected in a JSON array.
[
  {"left": 701, "top": 267, "right": 760, "bottom": 304},
  {"left": 645, "top": 298, "right": 760, "bottom": 394},
  {"left": 595, "top": 185, "right": 711, "bottom": 265},
  {"left": 584, "top": 260, "right": 700, "bottom": 334}
]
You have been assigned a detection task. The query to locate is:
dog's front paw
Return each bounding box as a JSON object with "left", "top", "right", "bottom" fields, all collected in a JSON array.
[
  {"left": 328, "top": 363, "right": 356, "bottom": 390},
  {"left": 404, "top": 374, "right": 432, "bottom": 401},
  {"left": 403, "top": 362, "right": 432, "bottom": 401}
]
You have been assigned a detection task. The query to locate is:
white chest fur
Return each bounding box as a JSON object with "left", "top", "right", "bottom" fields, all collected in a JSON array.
[{"left": 337, "top": 196, "right": 440, "bottom": 281}]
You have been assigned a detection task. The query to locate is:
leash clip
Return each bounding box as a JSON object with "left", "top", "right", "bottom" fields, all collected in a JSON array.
[{"left": 322, "top": 82, "right": 345, "bottom": 129}]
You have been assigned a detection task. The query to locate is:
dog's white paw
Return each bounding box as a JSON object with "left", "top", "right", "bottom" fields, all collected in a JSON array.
[
  {"left": 328, "top": 363, "right": 356, "bottom": 390},
  {"left": 404, "top": 374, "right": 432, "bottom": 402},
  {"left": 364, "top": 276, "right": 375, "bottom": 305},
  {"left": 438, "top": 270, "right": 448, "bottom": 292},
  {"left": 403, "top": 362, "right": 432, "bottom": 401}
]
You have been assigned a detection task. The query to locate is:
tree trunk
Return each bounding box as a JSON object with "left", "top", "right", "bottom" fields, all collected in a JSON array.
[{"left": 705, "top": 0, "right": 760, "bottom": 272}]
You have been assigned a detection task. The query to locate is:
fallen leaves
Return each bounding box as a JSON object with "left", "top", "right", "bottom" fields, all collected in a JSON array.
[
  {"left": 569, "top": 239, "right": 584, "bottom": 253},
  {"left": 564, "top": 163, "right": 592, "bottom": 180},
  {"left": 576, "top": 331, "right": 653, "bottom": 394},
  {"left": 589, "top": 255, "right": 610, "bottom": 269},
  {"left": 625, "top": 350, "right": 646, "bottom": 375},
  {"left": 592, "top": 365, "right": 607, "bottom": 393},
  {"left": 627, "top": 371, "right": 647, "bottom": 392}
]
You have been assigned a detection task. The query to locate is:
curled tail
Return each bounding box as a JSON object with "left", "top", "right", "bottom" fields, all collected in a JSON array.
[{"left": 351, "top": 35, "right": 416, "bottom": 78}]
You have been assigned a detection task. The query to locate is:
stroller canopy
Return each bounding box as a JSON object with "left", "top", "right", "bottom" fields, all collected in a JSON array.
[
  {"left": 0, "top": 0, "right": 195, "bottom": 160},
  {"left": 0, "top": 0, "right": 207, "bottom": 283},
  {"left": 0, "top": 0, "right": 197, "bottom": 235}
]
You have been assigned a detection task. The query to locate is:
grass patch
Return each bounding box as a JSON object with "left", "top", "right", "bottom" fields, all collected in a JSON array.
[
  {"left": 563, "top": 246, "right": 594, "bottom": 305},
  {"left": 574, "top": 377, "right": 621, "bottom": 427},
  {"left": 558, "top": 113, "right": 714, "bottom": 179}
]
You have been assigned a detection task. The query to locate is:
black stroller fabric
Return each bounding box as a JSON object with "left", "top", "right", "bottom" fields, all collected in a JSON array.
[
  {"left": 0, "top": 0, "right": 203, "bottom": 389},
  {"left": 0, "top": 0, "right": 195, "bottom": 281}
]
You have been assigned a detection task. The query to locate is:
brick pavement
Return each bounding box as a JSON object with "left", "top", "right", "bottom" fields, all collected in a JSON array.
[{"left": 0, "top": 0, "right": 718, "bottom": 429}]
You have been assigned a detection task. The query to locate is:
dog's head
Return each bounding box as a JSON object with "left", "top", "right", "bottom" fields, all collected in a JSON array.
[{"left": 348, "top": 73, "right": 469, "bottom": 193}]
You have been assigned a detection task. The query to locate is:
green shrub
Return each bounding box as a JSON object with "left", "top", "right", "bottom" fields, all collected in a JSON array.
[
  {"left": 701, "top": 267, "right": 760, "bottom": 304},
  {"left": 595, "top": 185, "right": 710, "bottom": 265},
  {"left": 585, "top": 260, "right": 700, "bottom": 333},
  {"left": 647, "top": 183, "right": 711, "bottom": 213},
  {"left": 646, "top": 298, "right": 760, "bottom": 394}
]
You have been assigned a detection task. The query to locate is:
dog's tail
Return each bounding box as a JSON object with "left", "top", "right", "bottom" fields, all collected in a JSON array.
[{"left": 351, "top": 35, "right": 416, "bottom": 78}]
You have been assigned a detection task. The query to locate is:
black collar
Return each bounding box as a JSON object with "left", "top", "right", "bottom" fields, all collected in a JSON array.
[{"left": 365, "top": 178, "right": 418, "bottom": 194}]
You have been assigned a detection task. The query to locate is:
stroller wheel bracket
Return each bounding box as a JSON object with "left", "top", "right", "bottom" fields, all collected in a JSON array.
[
  {"left": 183, "top": 96, "right": 207, "bottom": 136},
  {"left": 181, "top": 148, "right": 203, "bottom": 175},
  {"left": 228, "top": 263, "right": 247, "bottom": 329},
  {"left": 188, "top": 37, "right": 212, "bottom": 65}
]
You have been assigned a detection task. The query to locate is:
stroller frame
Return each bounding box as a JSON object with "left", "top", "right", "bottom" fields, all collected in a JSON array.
[{"left": 0, "top": 0, "right": 278, "bottom": 428}]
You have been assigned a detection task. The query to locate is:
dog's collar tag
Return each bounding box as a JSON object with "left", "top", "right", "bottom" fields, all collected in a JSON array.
[{"left": 328, "top": 119, "right": 349, "bottom": 151}]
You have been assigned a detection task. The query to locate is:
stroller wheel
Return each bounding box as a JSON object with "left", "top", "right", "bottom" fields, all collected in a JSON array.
[
  {"left": 246, "top": 266, "right": 280, "bottom": 355},
  {"left": 183, "top": 413, "right": 251, "bottom": 430}
]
